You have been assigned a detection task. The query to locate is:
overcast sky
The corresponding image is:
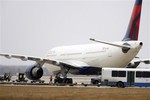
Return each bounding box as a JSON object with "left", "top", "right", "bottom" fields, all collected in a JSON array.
[{"left": 0, "top": 0, "right": 150, "bottom": 67}]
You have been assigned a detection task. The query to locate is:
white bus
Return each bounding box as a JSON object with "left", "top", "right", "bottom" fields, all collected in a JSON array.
[{"left": 101, "top": 68, "right": 150, "bottom": 88}]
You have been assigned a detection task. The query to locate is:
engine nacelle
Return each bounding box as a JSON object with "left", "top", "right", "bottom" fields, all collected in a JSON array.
[{"left": 25, "top": 66, "right": 43, "bottom": 80}]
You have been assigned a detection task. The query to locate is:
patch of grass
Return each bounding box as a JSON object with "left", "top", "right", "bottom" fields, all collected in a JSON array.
[{"left": 0, "top": 86, "right": 150, "bottom": 100}]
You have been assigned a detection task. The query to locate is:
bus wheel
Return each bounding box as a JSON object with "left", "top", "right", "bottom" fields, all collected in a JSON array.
[{"left": 116, "top": 81, "right": 124, "bottom": 88}]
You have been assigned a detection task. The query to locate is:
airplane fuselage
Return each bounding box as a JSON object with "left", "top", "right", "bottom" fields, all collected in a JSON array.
[{"left": 44, "top": 41, "right": 142, "bottom": 75}]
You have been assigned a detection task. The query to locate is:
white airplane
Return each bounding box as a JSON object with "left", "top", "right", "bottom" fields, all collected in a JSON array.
[{"left": 0, "top": 0, "right": 149, "bottom": 83}]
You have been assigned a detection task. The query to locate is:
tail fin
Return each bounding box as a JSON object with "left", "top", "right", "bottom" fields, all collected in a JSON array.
[{"left": 122, "top": 0, "right": 142, "bottom": 41}]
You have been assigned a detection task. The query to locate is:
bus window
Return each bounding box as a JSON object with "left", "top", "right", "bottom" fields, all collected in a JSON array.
[
  {"left": 142, "top": 72, "right": 150, "bottom": 78},
  {"left": 112, "top": 71, "right": 117, "bottom": 77},
  {"left": 118, "top": 71, "right": 126, "bottom": 77},
  {"left": 136, "top": 71, "right": 142, "bottom": 78},
  {"left": 112, "top": 71, "right": 126, "bottom": 77},
  {"left": 136, "top": 71, "right": 150, "bottom": 78}
]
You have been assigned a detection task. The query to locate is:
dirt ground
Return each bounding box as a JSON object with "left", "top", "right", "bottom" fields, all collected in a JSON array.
[{"left": 0, "top": 86, "right": 150, "bottom": 100}]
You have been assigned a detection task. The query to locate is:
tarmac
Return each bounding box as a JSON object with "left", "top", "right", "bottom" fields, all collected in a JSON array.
[
  {"left": 0, "top": 75, "right": 99, "bottom": 87},
  {"left": 1, "top": 75, "right": 150, "bottom": 88}
]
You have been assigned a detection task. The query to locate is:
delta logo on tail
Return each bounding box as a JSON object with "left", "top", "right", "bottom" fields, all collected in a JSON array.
[{"left": 123, "top": 0, "right": 142, "bottom": 41}]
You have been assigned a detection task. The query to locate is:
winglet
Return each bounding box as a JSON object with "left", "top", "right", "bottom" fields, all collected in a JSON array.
[{"left": 122, "top": 0, "right": 142, "bottom": 41}]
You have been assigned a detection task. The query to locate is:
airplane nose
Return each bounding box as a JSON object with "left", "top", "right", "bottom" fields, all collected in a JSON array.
[{"left": 139, "top": 42, "right": 143, "bottom": 46}]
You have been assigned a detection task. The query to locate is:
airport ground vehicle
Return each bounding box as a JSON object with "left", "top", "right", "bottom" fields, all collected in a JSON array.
[
  {"left": 16, "top": 73, "right": 28, "bottom": 82},
  {"left": 101, "top": 68, "right": 150, "bottom": 88},
  {"left": 0, "top": 73, "right": 11, "bottom": 82},
  {"left": 91, "top": 76, "right": 101, "bottom": 85}
]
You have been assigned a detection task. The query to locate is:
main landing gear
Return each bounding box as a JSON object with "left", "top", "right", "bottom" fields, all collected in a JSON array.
[
  {"left": 54, "top": 77, "right": 73, "bottom": 84},
  {"left": 54, "top": 66, "right": 73, "bottom": 84}
]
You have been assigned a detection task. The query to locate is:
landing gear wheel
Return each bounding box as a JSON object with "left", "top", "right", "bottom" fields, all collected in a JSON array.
[
  {"left": 63, "top": 78, "right": 73, "bottom": 84},
  {"left": 54, "top": 66, "right": 73, "bottom": 85},
  {"left": 54, "top": 77, "right": 73, "bottom": 84}
]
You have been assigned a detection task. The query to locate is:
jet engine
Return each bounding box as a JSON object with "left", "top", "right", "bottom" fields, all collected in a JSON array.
[{"left": 25, "top": 65, "right": 43, "bottom": 80}]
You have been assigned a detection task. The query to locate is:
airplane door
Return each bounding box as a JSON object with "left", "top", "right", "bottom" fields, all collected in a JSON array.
[{"left": 127, "top": 71, "right": 135, "bottom": 86}]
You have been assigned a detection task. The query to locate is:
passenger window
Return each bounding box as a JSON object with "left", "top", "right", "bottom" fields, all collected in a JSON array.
[
  {"left": 142, "top": 72, "right": 150, "bottom": 78},
  {"left": 136, "top": 71, "right": 142, "bottom": 77},
  {"left": 112, "top": 71, "right": 117, "bottom": 77},
  {"left": 136, "top": 71, "right": 150, "bottom": 78},
  {"left": 112, "top": 71, "right": 126, "bottom": 77},
  {"left": 118, "top": 71, "right": 126, "bottom": 77}
]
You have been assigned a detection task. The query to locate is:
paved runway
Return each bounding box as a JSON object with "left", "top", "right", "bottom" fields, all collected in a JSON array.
[
  {"left": 0, "top": 75, "right": 100, "bottom": 87},
  {"left": 10, "top": 75, "right": 95, "bottom": 84}
]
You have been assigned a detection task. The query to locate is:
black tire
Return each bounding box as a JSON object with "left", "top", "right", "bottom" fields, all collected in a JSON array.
[
  {"left": 94, "top": 80, "right": 99, "bottom": 84},
  {"left": 65, "top": 78, "right": 73, "bottom": 84},
  {"left": 116, "top": 81, "right": 125, "bottom": 88},
  {"left": 68, "top": 78, "right": 73, "bottom": 84},
  {"left": 54, "top": 78, "right": 73, "bottom": 84}
]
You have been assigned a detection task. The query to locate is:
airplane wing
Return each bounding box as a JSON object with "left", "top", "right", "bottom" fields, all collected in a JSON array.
[
  {"left": 0, "top": 53, "right": 85, "bottom": 69},
  {"left": 0, "top": 53, "right": 43, "bottom": 61},
  {"left": 127, "top": 59, "right": 150, "bottom": 68},
  {"left": 57, "top": 60, "right": 90, "bottom": 68},
  {"left": 141, "top": 59, "right": 150, "bottom": 64},
  {"left": 134, "top": 59, "right": 150, "bottom": 64}
]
